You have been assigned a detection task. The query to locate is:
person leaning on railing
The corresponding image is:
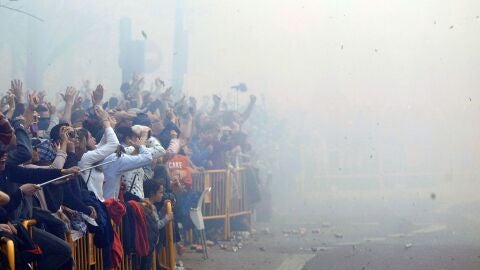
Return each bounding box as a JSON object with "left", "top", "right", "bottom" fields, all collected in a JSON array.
[
  {"left": 0, "top": 113, "right": 80, "bottom": 270},
  {"left": 77, "top": 105, "right": 119, "bottom": 202},
  {"left": 139, "top": 179, "right": 173, "bottom": 270}
]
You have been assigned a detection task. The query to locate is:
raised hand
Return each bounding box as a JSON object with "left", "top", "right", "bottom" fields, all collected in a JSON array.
[
  {"left": 161, "top": 87, "right": 173, "bottom": 101},
  {"left": 92, "top": 84, "right": 104, "bottom": 106},
  {"left": 213, "top": 94, "right": 221, "bottom": 104},
  {"left": 60, "top": 126, "right": 74, "bottom": 143},
  {"left": 189, "top": 96, "right": 197, "bottom": 105},
  {"left": 7, "top": 94, "right": 15, "bottom": 111},
  {"left": 27, "top": 90, "right": 40, "bottom": 110},
  {"left": 46, "top": 102, "right": 56, "bottom": 115},
  {"left": 9, "top": 79, "right": 24, "bottom": 103},
  {"left": 60, "top": 87, "right": 77, "bottom": 105},
  {"left": 154, "top": 78, "right": 165, "bottom": 90},
  {"left": 127, "top": 137, "right": 141, "bottom": 151},
  {"left": 73, "top": 95, "right": 83, "bottom": 110},
  {"left": 94, "top": 105, "right": 109, "bottom": 121},
  {"left": 38, "top": 91, "right": 46, "bottom": 104}
]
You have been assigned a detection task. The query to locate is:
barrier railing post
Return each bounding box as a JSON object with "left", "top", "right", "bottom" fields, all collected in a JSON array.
[
  {"left": 1, "top": 237, "right": 15, "bottom": 270},
  {"left": 224, "top": 170, "right": 231, "bottom": 240},
  {"left": 165, "top": 200, "right": 175, "bottom": 270}
]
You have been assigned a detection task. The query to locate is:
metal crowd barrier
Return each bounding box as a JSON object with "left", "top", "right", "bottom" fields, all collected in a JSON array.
[
  {"left": 0, "top": 236, "right": 15, "bottom": 270},
  {"left": 19, "top": 199, "right": 176, "bottom": 270},
  {"left": 192, "top": 168, "right": 251, "bottom": 239}
]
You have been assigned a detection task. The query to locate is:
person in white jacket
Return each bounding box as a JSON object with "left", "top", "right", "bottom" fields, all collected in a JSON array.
[
  {"left": 121, "top": 125, "right": 166, "bottom": 199},
  {"left": 76, "top": 106, "right": 119, "bottom": 201},
  {"left": 102, "top": 125, "right": 166, "bottom": 200}
]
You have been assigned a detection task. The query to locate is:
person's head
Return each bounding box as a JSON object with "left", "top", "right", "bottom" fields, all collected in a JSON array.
[
  {"left": 0, "top": 115, "right": 14, "bottom": 171},
  {"left": 50, "top": 123, "right": 70, "bottom": 144},
  {"left": 143, "top": 180, "right": 164, "bottom": 203},
  {"left": 114, "top": 126, "right": 137, "bottom": 145},
  {"left": 71, "top": 110, "right": 87, "bottom": 128},
  {"left": 36, "top": 104, "right": 50, "bottom": 118},
  {"left": 31, "top": 138, "right": 56, "bottom": 166},
  {"left": 107, "top": 97, "right": 119, "bottom": 110},
  {"left": 179, "top": 145, "right": 192, "bottom": 157},
  {"left": 132, "top": 113, "right": 152, "bottom": 128},
  {"left": 36, "top": 105, "right": 50, "bottom": 131},
  {"left": 76, "top": 128, "right": 96, "bottom": 157},
  {"left": 198, "top": 122, "right": 220, "bottom": 143}
]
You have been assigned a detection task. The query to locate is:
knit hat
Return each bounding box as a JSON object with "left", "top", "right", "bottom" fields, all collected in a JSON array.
[{"left": 33, "top": 139, "right": 56, "bottom": 163}]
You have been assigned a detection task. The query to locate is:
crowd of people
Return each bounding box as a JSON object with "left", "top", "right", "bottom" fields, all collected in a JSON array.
[{"left": 0, "top": 76, "right": 258, "bottom": 270}]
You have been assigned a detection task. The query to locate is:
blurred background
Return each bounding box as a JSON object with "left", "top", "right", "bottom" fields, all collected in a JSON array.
[{"left": 2, "top": 0, "right": 480, "bottom": 241}]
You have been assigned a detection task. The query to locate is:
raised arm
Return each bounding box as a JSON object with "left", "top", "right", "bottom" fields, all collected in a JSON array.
[
  {"left": 116, "top": 145, "right": 153, "bottom": 173},
  {"left": 5, "top": 164, "right": 79, "bottom": 184},
  {"left": 60, "top": 87, "right": 77, "bottom": 124},
  {"left": 7, "top": 118, "right": 33, "bottom": 166},
  {"left": 240, "top": 95, "right": 257, "bottom": 123},
  {"left": 79, "top": 108, "right": 119, "bottom": 167}
]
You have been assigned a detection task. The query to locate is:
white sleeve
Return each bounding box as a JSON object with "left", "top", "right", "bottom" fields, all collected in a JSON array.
[
  {"left": 79, "top": 127, "right": 119, "bottom": 168},
  {"left": 166, "top": 138, "right": 180, "bottom": 154},
  {"left": 145, "top": 136, "right": 166, "bottom": 159},
  {"left": 116, "top": 146, "right": 153, "bottom": 173}
]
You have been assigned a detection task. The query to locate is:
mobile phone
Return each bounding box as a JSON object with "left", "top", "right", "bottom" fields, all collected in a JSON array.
[{"left": 30, "top": 123, "right": 39, "bottom": 137}]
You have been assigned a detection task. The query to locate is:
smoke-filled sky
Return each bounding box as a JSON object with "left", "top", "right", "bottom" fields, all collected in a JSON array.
[{"left": 1, "top": 0, "right": 480, "bottom": 190}]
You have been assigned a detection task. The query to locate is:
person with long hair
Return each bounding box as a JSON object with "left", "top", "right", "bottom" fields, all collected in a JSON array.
[{"left": 77, "top": 106, "right": 119, "bottom": 201}]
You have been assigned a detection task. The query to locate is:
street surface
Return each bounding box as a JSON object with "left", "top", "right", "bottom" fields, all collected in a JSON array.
[{"left": 181, "top": 185, "right": 480, "bottom": 270}]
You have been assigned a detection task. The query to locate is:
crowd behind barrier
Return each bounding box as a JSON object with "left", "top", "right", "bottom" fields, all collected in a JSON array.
[
  {"left": 0, "top": 76, "right": 263, "bottom": 270},
  {"left": 2, "top": 201, "right": 176, "bottom": 270}
]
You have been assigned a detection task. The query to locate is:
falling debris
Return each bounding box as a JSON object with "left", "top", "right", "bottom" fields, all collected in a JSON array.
[
  {"left": 206, "top": 240, "right": 215, "bottom": 247},
  {"left": 194, "top": 245, "right": 204, "bottom": 253},
  {"left": 260, "top": 228, "right": 271, "bottom": 235},
  {"left": 430, "top": 193, "right": 436, "bottom": 200},
  {"left": 141, "top": 30, "right": 148, "bottom": 39}
]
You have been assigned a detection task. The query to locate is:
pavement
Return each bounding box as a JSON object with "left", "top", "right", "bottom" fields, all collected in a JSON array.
[{"left": 179, "top": 187, "right": 480, "bottom": 270}]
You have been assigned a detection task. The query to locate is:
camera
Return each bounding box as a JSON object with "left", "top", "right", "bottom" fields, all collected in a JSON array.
[{"left": 68, "top": 130, "right": 77, "bottom": 139}]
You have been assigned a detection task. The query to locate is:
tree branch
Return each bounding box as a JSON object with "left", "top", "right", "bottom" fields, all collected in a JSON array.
[{"left": 0, "top": 4, "right": 44, "bottom": 22}]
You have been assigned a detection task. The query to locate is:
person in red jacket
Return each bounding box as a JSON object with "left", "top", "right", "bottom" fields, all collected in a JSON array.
[{"left": 166, "top": 148, "right": 193, "bottom": 192}]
